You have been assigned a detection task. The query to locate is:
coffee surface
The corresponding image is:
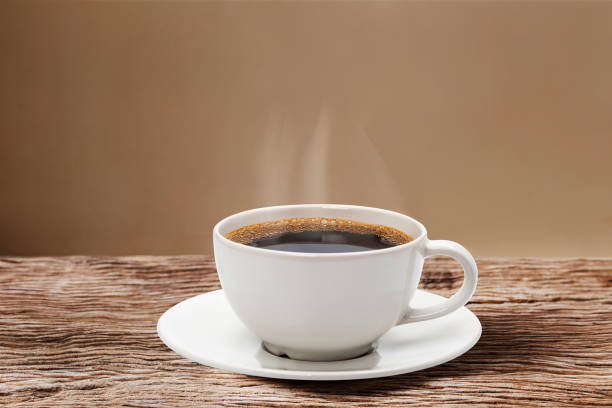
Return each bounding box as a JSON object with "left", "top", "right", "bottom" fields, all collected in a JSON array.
[{"left": 225, "top": 217, "right": 413, "bottom": 253}]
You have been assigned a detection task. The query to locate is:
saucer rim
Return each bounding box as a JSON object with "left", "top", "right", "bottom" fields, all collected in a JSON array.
[{"left": 157, "top": 289, "right": 482, "bottom": 381}]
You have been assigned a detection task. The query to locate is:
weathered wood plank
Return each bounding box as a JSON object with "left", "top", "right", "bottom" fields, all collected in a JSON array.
[{"left": 0, "top": 256, "right": 610, "bottom": 407}]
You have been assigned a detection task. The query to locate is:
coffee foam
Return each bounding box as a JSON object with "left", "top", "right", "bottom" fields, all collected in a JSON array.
[{"left": 224, "top": 217, "right": 413, "bottom": 246}]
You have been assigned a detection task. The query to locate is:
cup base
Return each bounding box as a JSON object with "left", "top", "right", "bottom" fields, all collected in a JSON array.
[{"left": 262, "top": 341, "right": 375, "bottom": 362}]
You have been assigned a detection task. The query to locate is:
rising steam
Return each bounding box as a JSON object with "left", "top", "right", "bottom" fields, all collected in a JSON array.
[
  {"left": 298, "top": 109, "right": 331, "bottom": 203},
  {"left": 257, "top": 107, "right": 405, "bottom": 210}
]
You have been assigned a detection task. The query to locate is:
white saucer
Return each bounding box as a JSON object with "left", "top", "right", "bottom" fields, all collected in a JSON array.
[{"left": 157, "top": 289, "right": 481, "bottom": 381}]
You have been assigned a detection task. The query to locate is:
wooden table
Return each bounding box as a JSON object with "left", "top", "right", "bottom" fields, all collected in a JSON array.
[{"left": 0, "top": 257, "right": 610, "bottom": 407}]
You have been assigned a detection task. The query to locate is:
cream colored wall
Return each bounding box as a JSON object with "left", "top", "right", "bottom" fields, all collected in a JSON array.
[{"left": 1, "top": 1, "right": 611, "bottom": 256}]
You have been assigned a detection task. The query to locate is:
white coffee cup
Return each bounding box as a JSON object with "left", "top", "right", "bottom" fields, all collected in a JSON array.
[{"left": 213, "top": 204, "right": 478, "bottom": 361}]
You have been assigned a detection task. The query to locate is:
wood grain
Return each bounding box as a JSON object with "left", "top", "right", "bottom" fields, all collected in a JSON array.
[{"left": 0, "top": 256, "right": 610, "bottom": 407}]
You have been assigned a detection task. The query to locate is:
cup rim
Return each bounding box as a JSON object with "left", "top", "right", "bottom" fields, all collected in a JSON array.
[{"left": 213, "top": 204, "right": 427, "bottom": 258}]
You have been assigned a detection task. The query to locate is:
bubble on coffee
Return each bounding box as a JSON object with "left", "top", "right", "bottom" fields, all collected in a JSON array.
[{"left": 225, "top": 217, "right": 413, "bottom": 253}]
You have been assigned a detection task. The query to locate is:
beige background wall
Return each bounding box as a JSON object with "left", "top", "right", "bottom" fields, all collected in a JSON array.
[{"left": 1, "top": 1, "right": 611, "bottom": 257}]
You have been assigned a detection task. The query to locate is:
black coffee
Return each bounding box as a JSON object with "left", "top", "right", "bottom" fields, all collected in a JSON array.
[
  {"left": 225, "top": 217, "right": 413, "bottom": 254},
  {"left": 246, "top": 230, "right": 398, "bottom": 253}
]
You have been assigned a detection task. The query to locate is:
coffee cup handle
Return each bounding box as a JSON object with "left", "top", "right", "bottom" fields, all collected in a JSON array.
[{"left": 397, "top": 239, "right": 478, "bottom": 324}]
